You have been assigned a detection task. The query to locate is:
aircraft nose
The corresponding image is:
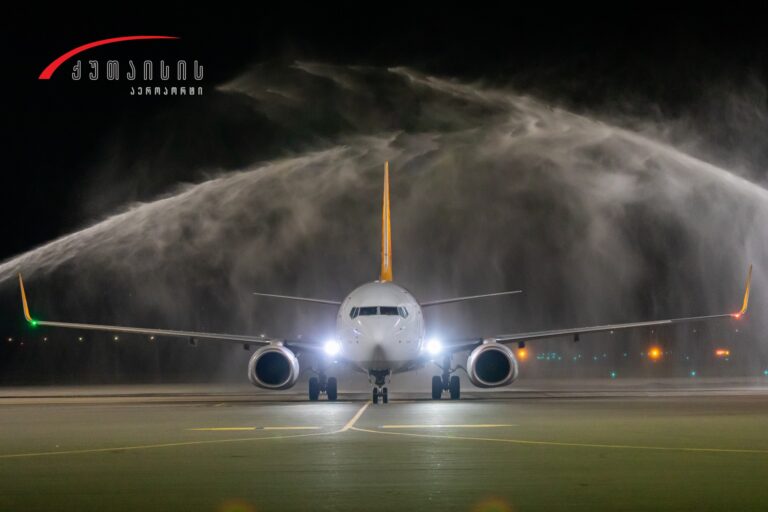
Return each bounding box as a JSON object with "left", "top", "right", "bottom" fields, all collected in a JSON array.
[{"left": 360, "top": 318, "right": 398, "bottom": 342}]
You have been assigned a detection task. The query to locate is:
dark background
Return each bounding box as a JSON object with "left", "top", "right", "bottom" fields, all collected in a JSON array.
[{"left": 0, "top": 6, "right": 765, "bottom": 384}]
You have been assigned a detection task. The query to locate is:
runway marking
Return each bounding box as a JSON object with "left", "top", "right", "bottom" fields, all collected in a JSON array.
[
  {"left": 0, "top": 402, "right": 373, "bottom": 459},
  {"left": 350, "top": 427, "right": 768, "bottom": 455},
  {"left": 187, "top": 426, "right": 321, "bottom": 431},
  {"left": 189, "top": 427, "right": 256, "bottom": 431},
  {"left": 0, "top": 431, "right": 330, "bottom": 460},
  {"left": 263, "top": 426, "right": 321, "bottom": 430},
  {"left": 341, "top": 401, "right": 371, "bottom": 431},
  {"left": 381, "top": 424, "right": 517, "bottom": 429}
]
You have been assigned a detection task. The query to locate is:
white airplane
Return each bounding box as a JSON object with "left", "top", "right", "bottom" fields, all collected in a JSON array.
[{"left": 18, "top": 162, "right": 752, "bottom": 404}]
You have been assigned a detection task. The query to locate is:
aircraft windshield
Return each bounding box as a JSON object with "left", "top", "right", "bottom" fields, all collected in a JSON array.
[{"left": 352, "top": 306, "right": 409, "bottom": 317}]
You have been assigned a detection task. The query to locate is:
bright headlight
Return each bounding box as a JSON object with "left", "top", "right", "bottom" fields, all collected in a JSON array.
[
  {"left": 324, "top": 339, "right": 341, "bottom": 356},
  {"left": 426, "top": 338, "right": 443, "bottom": 355}
]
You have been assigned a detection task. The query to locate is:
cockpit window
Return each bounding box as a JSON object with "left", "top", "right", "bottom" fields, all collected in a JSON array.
[
  {"left": 352, "top": 306, "right": 409, "bottom": 317},
  {"left": 358, "top": 306, "right": 378, "bottom": 316}
]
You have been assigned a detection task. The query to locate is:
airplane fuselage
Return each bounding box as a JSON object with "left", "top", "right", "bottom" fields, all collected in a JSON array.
[{"left": 336, "top": 281, "right": 425, "bottom": 374}]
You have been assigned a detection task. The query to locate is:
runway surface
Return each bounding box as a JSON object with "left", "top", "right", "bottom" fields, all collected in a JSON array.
[{"left": 2, "top": 379, "right": 768, "bottom": 511}]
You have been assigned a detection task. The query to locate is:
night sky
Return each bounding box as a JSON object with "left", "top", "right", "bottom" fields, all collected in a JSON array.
[{"left": 2, "top": 7, "right": 765, "bottom": 256}]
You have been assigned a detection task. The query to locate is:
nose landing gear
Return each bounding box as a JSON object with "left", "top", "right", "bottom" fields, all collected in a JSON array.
[
  {"left": 432, "top": 355, "right": 461, "bottom": 400},
  {"left": 308, "top": 372, "right": 338, "bottom": 401},
  {"left": 372, "top": 386, "right": 388, "bottom": 404},
  {"left": 369, "top": 369, "right": 391, "bottom": 404}
]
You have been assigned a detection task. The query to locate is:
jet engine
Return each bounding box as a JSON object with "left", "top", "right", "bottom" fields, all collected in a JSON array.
[
  {"left": 248, "top": 345, "right": 300, "bottom": 390},
  {"left": 466, "top": 341, "right": 518, "bottom": 388}
]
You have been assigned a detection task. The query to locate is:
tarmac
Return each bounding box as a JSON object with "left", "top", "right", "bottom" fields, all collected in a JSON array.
[{"left": 1, "top": 378, "right": 768, "bottom": 511}]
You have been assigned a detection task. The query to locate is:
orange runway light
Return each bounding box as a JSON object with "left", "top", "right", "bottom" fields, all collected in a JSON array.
[
  {"left": 517, "top": 348, "right": 529, "bottom": 361},
  {"left": 648, "top": 347, "right": 662, "bottom": 361},
  {"left": 715, "top": 349, "right": 731, "bottom": 358}
]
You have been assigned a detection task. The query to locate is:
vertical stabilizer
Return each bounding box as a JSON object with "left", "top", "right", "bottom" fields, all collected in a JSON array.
[{"left": 380, "top": 162, "right": 393, "bottom": 282}]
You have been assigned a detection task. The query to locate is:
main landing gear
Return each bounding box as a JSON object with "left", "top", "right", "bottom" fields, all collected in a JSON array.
[
  {"left": 369, "top": 369, "right": 390, "bottom": 404},
  {"left": 432, "top": 355, "right": 460, "bottom": 400},
  {"left": 308, "top": 372, "right": 338, "bottom": 401}
]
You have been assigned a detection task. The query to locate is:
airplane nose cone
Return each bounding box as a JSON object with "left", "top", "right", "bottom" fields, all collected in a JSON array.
[
  {"left": 370, "top": 343, "right": 387, "bottom": 364},
  {"left": 360, "top": 318, "right": 397, "bottom": 342},
  {"left": 357, "top": 318, "right": 400, "bottom": 366}
]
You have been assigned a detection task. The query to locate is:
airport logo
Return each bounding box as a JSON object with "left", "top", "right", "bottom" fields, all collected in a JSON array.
[{"left": 39, "top": 35, "right": 205, "bottom": 97}]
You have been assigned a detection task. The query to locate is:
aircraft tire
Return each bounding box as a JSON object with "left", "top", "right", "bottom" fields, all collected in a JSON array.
[
  {"left": 431, "top": 376, "right": 442, "bottom": 400},
  {"left": 449, "top": 375, "right": 460, "bottom": 400},
  {"left": 327, "top": 377, "right": 338, "bottom": 401},
  {"left": 309, "top": 377, "right": 320, "bottom": 401}
]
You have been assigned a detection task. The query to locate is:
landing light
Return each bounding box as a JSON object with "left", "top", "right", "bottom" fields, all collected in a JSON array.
[
  {"left": 425, "top": 338, "right": 443, "bottom": 356},
  {"left": 324, "top": 339, "right": 341, "bottom": 357}
]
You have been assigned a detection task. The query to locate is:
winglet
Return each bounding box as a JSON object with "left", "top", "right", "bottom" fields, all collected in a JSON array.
[
  {"left": 18, "top": 274, "right": 35, "bottom": 325},
  {"left": 380, "top": 161, "right": 393, "bottom": 282},
  {"left": 733, "top": 264, "right": 752, "bottom": 318}
]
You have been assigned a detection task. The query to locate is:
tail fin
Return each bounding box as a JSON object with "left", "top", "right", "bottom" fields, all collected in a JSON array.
[{"left": 380, "top": 161, "right": 393, "bottom": 282}]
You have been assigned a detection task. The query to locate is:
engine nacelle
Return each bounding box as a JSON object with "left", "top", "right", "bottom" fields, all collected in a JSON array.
[
  {"left": 466, "top": 341, "right": 518, "bottom": 388},
  {"left": 248, "top": 345, "right": 300, "bottom": 390}
]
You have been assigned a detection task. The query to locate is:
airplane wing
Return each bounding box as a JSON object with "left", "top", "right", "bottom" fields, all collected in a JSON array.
[
  {"left": 19, "top": 274, "right": 274, "bottom": 345},
  {"left": 252, "top": 292, "right": 341, "bottom": 305},
  {"left": 443, "top": 265, "right": 752, "bottom": 352},
  {"left": 420, "top": 290, "right": 522, "bottom": 307}
]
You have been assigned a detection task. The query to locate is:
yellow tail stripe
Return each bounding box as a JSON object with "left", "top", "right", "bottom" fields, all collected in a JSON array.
[{"left": 380, "top": 161, "right": 393, "bottom": 282}]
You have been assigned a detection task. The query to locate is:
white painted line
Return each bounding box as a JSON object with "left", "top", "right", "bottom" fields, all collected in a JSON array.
[{"left": 341, "top": 401, "right": 371, "bottom": 431}]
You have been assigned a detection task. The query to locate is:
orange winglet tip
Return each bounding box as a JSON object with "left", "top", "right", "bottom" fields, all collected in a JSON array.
[
  {"left": 18, "top": 274, "right": 34, "bottom": 323},
  {"left": 733, "top": 264, "right": 752, "bottom": 318}
]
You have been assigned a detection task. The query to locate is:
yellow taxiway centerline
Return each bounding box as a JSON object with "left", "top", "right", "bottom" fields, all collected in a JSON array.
[
  {"left": 381, "top": 424, "right": 517, "bottom": 429},
  {"left": 187, "top": 426, "right": 322, "bottom": 431},
  {"left": 341, "top": 401, "right": 371, "bottom": 431},
  {"left": 350, "top": 426, "right": 768, "bottom": 455},
  {"left": 0, "top": 431, "right": 330, "bottom": 460},
  {"left": 263, "top": 426, "right": 322, "bottom": 430},
  {"left": 188, "top": 427, "right": 256, "bottom": 431},
  {"left": 0, "top": 401, "right": 374, "bottom": 459}
]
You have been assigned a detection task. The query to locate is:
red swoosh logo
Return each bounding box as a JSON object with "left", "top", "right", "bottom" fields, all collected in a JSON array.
[{"left": 39, "top": 35, "right": 180, "bottom": 80}]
